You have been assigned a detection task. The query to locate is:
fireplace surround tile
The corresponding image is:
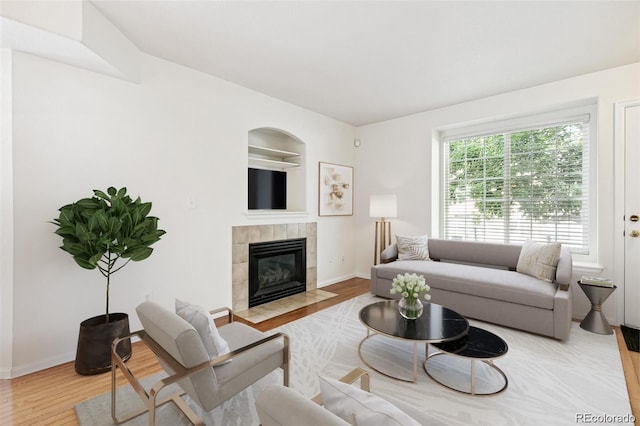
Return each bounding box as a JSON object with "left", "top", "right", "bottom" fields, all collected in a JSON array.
[
  {"left": 306, "top": 237, "right": 317, "bottom": 255},
  {"left": 232, "top": 262, "right": 248, "bottom": 284},
  {"left": 231, "top": 223, "right": 317, "bottom": 313},
  {"left": 306, "top": 222, "right": 317, "bottom": 237},
  {"left": 286, "top": 223, "right": 299, "bottom": 239},
  {"left": 306, "top": 267, "right": 317, "bottom": 291},
  {"left": 258, "top": 225, "right": 274, "bottom": 242},
  {"left": 232, "top": 226, "right": 249, "bottom": 245},
  {"left": 233, "top": 281, "right": 249, "bottom": 312},
  {"left": 248, "top": 226, "right": 261, "bottom": 243},
  {"left": 232, "top": 244, "right": 248, "bottom": 263},
  {"left": 273, "top": 224, "right": 287, "bottom": 240}
]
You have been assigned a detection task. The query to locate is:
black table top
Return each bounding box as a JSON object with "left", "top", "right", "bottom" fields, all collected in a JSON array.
[
  {"left": 359, "top": 300, "right": 469, "bottom": 343},
  {"left": 431, "top": 325, "right": 508, "bottom": 359}
]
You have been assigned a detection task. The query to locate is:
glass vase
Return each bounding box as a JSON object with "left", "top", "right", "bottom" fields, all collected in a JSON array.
[{"left": 398, "top": 297, "right": 423, "bottom": 319}]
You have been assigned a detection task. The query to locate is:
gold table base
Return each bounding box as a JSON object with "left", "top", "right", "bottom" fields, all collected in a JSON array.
[
  {"left": 424, "top": 350, "right": 508, "bottom": 396},
  {"left": 357, "top": 331, "right": 426, "bottom": 383}
]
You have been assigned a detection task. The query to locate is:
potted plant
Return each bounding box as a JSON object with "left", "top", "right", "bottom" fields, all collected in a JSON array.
[{"left": 52, "top": 187, "right": 166, "bottom": 375}]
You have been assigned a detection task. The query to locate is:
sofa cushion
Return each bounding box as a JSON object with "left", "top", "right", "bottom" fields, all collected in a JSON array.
[
  {"left": 396, "top": 235, "right": 430, "bottom": 261},
  {"left": 427, "top": 239, "right": 522, "bottom": 270},
  {"left": 516, "top": 240, "right": 561, "bottom": 283},
  {"left": 374, "top": 260, "right": 557, "bottom": 309},
  {"left": 319, "top": 375, "right": 420, "bottom": 426}
]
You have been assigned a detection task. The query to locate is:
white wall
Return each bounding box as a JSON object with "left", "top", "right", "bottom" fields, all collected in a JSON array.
[
  {"left": 3, "top": 26, "right": 637, "bottom": 380},
  {"left": 355, "top": 63, "right": 640, "bottom": 325},
  {"left": 3, "top": 50, "right": 356, "bottom": 377},
  {"left": 0, "top": 49, "right": 15, "bottom": 379}
]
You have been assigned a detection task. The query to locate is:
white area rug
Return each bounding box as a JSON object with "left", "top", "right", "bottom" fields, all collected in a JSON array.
[{"left": 77, "top": 294, "right": 633, "bottom": 426}]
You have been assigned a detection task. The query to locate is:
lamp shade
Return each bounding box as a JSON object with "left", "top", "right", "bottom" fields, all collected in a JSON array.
[{"left": 369, "top": 194, "right": 397, "bottom": 218}]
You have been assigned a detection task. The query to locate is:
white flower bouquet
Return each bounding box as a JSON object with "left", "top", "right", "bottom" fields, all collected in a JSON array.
[{"left": 390, "top": 273, "right": 431, "bottom": 303}]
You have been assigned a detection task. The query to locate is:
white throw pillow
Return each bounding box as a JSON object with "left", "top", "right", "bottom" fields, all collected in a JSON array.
[
  {"left": 396, "top": 235, "right": 430, "bottom": 261},
  {"left": 319, "top": 375, "right": 421, "bottom": 426},
  {"left": 175, "top": 299, "right": 230, "bottom": 359},
  {"left": 516, "top": 240, "right": 562, "bottom": 283}
]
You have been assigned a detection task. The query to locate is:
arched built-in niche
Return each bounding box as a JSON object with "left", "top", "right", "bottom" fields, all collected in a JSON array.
[{"left": 248, "top": 128, "right": 306, "bottom": 213}]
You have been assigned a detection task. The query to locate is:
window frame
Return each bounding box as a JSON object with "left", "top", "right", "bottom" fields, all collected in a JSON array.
[{"left": 437, "top": 103, "right": 598, "bottom": 262}]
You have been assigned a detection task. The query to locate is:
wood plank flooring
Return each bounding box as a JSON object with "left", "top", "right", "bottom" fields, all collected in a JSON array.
[
  {"left": 0, "top": 277, "right": 637, "bottom": 425},
  {"left": 616, "top": 326, "right": 640, "bottom": 423}
]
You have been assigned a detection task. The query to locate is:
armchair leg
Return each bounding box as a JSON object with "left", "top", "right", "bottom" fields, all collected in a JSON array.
[
  {"left": 283, "top": 334, "right": 290, "bottom": 387},
  {"left": 111, "top": 335, "right": 204, "bottom": 426},
  {"left": 148, "top": 388, "right": 203, "bottom": 426}
]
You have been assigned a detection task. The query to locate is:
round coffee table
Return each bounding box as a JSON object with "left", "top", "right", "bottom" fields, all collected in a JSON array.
[
  {"left": 424, "top": 326, "right": 508, "bottom": 396},
  {"left": 358, "top": 300, "right": 469, "bottom": 383}
]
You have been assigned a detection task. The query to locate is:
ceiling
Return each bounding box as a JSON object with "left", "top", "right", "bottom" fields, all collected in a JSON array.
[{"left": 91, "top": 1, "right": 640, "bottom": 126}]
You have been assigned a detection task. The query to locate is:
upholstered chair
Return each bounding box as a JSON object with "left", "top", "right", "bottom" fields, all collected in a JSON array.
[
  {"left": 111, "top": 301, "right": 290, "bottom": 426},
  {"left": 256, "top": 368, "right": 445, "bottom": 426}
]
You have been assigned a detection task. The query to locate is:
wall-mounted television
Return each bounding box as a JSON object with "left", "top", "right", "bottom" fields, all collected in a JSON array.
[{"left": 248, "top": 168, "right": 287, "bottom": 210}]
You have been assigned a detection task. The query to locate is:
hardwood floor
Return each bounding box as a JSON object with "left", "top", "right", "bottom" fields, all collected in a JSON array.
[
  {"left": 616, "top": 326, "right": 640, "bottom": 423},
  {"left": 0, "top": 277, "right": 637, "bottom": 425}
]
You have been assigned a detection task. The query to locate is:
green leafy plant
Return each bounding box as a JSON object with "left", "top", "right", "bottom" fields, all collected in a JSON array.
[{"left": 52, "top": 187, "right": 166, "bottom": 322}]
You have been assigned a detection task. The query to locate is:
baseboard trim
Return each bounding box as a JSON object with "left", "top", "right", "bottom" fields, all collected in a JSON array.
[
  {"left": 318, "top": 273, "right": 358, "bottom": 287},
  {"left": 9, "top": 351, "right": 75, "bottom": 378}
]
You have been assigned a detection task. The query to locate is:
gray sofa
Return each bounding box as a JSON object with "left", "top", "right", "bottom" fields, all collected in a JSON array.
[{"left": 370, "top": 238, "right": 573, "bottom": 340}]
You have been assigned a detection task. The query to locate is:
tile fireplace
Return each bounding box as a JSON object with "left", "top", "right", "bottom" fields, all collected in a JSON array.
[{"left": 231, "top": 223, "right": 317, "bottom": 312}]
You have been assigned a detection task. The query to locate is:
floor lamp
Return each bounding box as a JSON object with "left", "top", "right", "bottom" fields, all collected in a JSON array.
[{"left": 370, "top": 194, "right": 397, "bottom": 265}]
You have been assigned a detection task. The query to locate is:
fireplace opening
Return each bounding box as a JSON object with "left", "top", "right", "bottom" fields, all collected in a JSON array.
[{"left": 249, "top": 238, "right": 306, "bottom": 308}]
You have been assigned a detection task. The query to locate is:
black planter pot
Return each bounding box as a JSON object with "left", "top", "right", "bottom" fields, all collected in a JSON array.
[{"left": 75, "top": 312, "right": 132, "bottom": 375}]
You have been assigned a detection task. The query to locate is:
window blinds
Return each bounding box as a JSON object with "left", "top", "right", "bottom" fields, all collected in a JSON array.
[{"left": 442, "top": 113, "right": 591, "bottom": 254}]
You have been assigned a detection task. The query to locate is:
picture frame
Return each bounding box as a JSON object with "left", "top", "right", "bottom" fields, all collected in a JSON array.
[{"left": 318, "top": 162, "right": 354, "bottom": 216}]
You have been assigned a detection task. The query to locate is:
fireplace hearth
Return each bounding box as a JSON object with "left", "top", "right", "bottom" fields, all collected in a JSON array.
[{"left": 249, "top": 238, "right": 306, "bottom": 308}]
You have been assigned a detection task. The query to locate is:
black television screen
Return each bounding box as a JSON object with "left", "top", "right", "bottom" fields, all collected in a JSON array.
[{"left": 248, "top": 168, "right": 287, "bottom": 210}]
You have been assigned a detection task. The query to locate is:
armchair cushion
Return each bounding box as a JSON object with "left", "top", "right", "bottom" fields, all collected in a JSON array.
[{"left": 213, "top": 322, "right": 286, "bottom": 402}]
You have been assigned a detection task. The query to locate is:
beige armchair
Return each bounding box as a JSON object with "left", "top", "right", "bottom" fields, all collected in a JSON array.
[
  {"left": 256, "top": 368, "right": 444, "bottom": 426},
  {"left": 111, "top": 301, "right": 290, "bottom": 426}
]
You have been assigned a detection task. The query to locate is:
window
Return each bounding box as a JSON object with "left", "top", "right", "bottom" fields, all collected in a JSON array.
[{"left": 441, "top": 107, "right": 594, "bottom": 254}]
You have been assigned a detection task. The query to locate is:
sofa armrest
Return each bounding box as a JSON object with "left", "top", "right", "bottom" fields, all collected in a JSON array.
[
  {"left": 380, "top": 244, "right": 398, "bottom": 263},
  {"left": 555, "top": 246, "right": 573, "bottom": 289}
]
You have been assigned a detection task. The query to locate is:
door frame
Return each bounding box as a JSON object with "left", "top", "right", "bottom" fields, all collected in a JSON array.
[{"left": 614, "top": 99, "right": 640, "bottom": 326}]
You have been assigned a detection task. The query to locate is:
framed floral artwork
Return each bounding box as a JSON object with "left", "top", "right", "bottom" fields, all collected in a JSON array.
[{"left": 318, "top": 162, "right": 353, "bottom": 216}]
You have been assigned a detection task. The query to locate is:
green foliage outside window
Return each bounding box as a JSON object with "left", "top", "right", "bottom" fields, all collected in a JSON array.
[{"left": 447, "top": 124, "right": 584, "bottom": 222}]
